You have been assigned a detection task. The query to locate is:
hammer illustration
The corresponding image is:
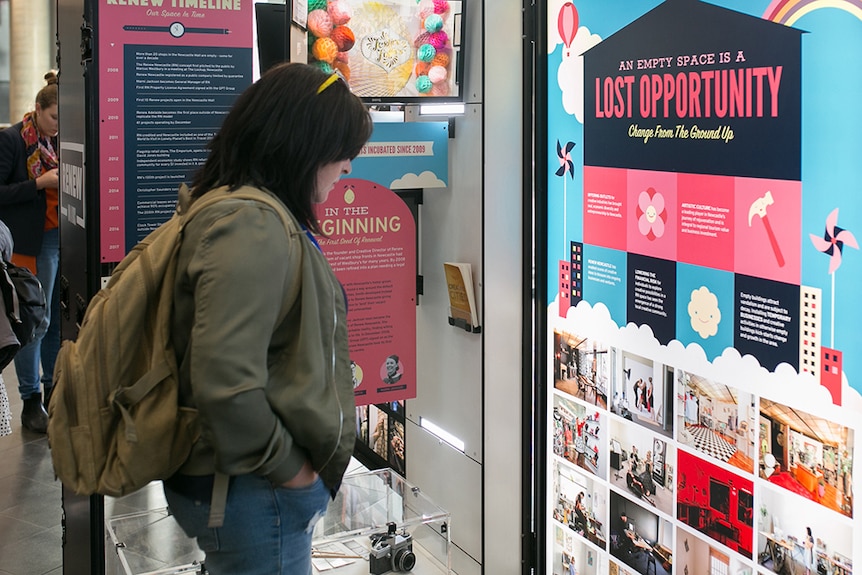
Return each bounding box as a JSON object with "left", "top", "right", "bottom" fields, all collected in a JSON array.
[{"left": 748, "top": 191, "right": 785, "bottom": 267}]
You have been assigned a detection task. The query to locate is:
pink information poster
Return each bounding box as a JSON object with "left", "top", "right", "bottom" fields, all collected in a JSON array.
[
  {"left": 98, "top": 0, "right": 253, "bottom": 262},
  {"left": 314, "top": 178, "right": 417, "bottom": 406}
]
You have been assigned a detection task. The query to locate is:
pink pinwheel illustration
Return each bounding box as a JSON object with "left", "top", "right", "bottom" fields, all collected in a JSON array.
[
  {"left": 810, "top": 208, "right": 858, "bottom": 275},
  {"left": 810, "top": 208, "right": 858, "bottom": 347},
  {"left": 636, "top": 187, "right": 667, "bottom": 240},
  {"left": 556, "top": 140, "right": 575, "bottom": 179},
  {"left": 556, "top": 140, "right": 576, "bottom": 257}
]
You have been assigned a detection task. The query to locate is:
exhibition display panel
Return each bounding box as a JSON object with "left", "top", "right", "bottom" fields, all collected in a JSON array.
[{"left": 540, "top": 2, "right": 861, "bottom": 575}]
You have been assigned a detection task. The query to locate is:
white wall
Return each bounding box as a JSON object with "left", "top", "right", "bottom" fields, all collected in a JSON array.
[{"left": 406, "top": 1, "right": 526, "bottom": 574}]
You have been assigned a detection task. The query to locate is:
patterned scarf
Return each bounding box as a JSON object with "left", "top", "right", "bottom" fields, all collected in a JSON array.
[{"left": 20, "top": 111, "right": 58, "bottom": 181}]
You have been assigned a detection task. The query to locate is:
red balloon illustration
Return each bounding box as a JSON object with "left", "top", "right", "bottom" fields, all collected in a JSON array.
[{"left": 557, "top": 2, "right": 579, "bottom": 56}]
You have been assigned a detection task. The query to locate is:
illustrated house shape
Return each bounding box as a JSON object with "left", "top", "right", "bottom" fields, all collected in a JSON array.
[{"left": 582, "top": 0, "right": 803, "bottom": 180}]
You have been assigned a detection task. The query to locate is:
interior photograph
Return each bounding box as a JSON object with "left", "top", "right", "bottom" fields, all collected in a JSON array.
[
  {"left": 675, "top": 528, "right": 753, "bottom": 575},
  {"left": 609, "top": 491, "right": 674, "bottom": 575},
  {"left": 676, "top": 370, "right": 756, "bottom": 474},
  {"left": 552, "top": 459, "right": 609, "bottom": 550},
  {"left": 553, "top": 392, "right": 608, "bottom": 480},
  {"left": 608, "top": 418, "right": 676, "bottom": 517},
  {"left": 756, "top": 482, "right": 853, "bottom": 575},
  {"left": 551, "top": 524, "right": 609, "bottom": 575},
  {"left": 675, "top": 450, "right": 754, "bottom": 559},
  {"left": 553, "top": 330, "right": 611, "bottom": 410},
  {"left": 610, "top": 351, "right": 673, "bottom": 439},
  {"left": 759, "top": 398, "right": 854, "bottom": 518}
]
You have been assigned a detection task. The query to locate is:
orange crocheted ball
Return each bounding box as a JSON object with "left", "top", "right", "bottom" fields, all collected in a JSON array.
[
  {"left": 312, "top": 37, "right": 339, "bottom": 64},
  {"left": 330, "top": 26, "right": 355, "bottom": 52},
  {"left": 431, "top": 53, "right": 450, "bottom": 69}
]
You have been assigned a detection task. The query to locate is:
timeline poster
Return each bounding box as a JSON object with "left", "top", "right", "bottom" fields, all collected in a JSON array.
[
  {"left": 314, "top": 178, "right": 417, "bottom": 406},
  {"left": 98, "top": 0, "right": 253, "bottom": 262},
  {"left": 546, "top": 1, "right": 861, "bottom": 574}
]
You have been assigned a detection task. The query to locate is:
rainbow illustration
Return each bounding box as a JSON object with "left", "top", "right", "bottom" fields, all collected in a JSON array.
[{"left": 764, "top": 0, "right": 862, "bottom": 26}]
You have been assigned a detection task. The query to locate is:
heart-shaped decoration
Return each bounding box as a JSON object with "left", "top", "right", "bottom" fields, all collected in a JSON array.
[{"left": 360, "top": 28, "right": 411, "bottom": 72}]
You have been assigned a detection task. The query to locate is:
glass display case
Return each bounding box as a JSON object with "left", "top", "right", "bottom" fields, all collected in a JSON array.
[
  {"left": 311, "top": 468, "right": 452, "bottom": 574},
  {"left": 105, "top": 468, "right": 451, "bottom": 575}
]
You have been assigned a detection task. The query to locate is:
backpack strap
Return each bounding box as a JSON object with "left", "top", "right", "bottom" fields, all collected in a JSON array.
[{"left": 207, "top": 472, "right": 230, "bottom": 529}]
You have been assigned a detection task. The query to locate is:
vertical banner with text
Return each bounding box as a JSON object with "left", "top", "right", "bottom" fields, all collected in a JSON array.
[
  {"left": 98, "top": 0, "right": 252, "bottom": 261},
  {"left": 315, "top": 178, "right": 417, "bottom": 406}
]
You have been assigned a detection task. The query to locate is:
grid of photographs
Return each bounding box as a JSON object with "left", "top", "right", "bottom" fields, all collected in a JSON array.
[{"left": 550, "top": 329, "right": 854, "bottom": 575}]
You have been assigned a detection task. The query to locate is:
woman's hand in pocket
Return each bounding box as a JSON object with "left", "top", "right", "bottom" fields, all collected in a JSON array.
[{"left": 282, "top": 459, "right": 318, "bottom": 489}]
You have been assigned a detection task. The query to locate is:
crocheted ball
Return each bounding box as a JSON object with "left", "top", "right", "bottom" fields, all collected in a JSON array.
[
  {"left": 417, "top": 43, "right": 436, "bottom": 63},
  {"left": 336, "top": 51, "right": 350, "bottom": 63},
  {"left": 332, "top": 60, "right": 351, "bottom": 82},
  {"left": 424, "top": 14, "right": 444, "bottom": 33},
  {"left": 414, "top": 61, "right": 431, "bottom": 77},
  {"left": 431, "top": 52, "right": 450, "bottom": 69},
  {"left": 419, "top": 7, "right": 435, "bottom": 22},
  {"left": 433, "top": 0, "right": 450, "bottom": 15},
  {"left": 312, "top": 61, "right": 334, "bottom": 74},
  {"left": 430, "top": 81, "right": 449, "bottom": 97},
  {"left": 307, "top": 10, "right": 333, "bottom": 38},
  {"left": 328, "top": 0, "right": 352, "bottom": 26},
  {"left": 307, "top": 0, "right": 328, "bottom": 11},
  {"left": 312, "top": 37, "right": 339, "bottom": 64},
  {"left": 429, "top": 31, "right": 449, "bottom": 51},
  {"left": 413, "top": 31, "right": 431, "bottom": 48},
  {"left": 330, "top": 26, "right": 355, "bottom": 52},
  {"left": 428, "top": 65, "right": 447, "bottom": 84},
  {"left": 416, "top": 75, "right": 433, "bottom": 93}
]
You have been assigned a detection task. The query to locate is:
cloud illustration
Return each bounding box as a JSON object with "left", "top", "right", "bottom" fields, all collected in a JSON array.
[
  {"left": 557, "top": 26, "right": 602, "bottom": 123},
  {"left": 390, "top": 171, "right": 446, "bottom": 189},
  {"left": 548, "top": 296, "right": 861, "bottom": 421}
]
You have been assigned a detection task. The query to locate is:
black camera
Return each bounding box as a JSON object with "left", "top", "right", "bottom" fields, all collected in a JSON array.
[{"left": 369, "top": 522, "right": 416, "bottom": 574}]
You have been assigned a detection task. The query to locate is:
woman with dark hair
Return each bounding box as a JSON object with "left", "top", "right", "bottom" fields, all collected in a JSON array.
[
  {"left": 383, "top": 354, "right": 402, "bottom": 384},
  {"left": 164, "top": 63, "right": 372, "bottom": 575},
  {"left": 0, "top": 71, "right": 60, "bottom": 433}
]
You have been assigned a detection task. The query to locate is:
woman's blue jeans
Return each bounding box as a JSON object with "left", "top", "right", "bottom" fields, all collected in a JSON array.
[
  {"left": 14, "top": 227, "right": 60, "bottom": 400},
  {"left": 164, "top": 474, "right": 331, "bottom": 575}
]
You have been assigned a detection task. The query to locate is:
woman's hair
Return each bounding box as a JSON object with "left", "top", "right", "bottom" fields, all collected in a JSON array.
[
  {"left": 190, "top": 63, "right": 372, "bottom": 234},
  {"left": 35, "top": 71, "right": 58, "bottom": 110},
  {"left": 387, "top": 354, "right": 400, "bottom": 363}
]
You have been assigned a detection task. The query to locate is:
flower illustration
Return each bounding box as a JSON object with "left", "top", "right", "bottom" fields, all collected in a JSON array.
[
  {"left": 810, "top": 208, "right": 858, "bottom": 274},
  {"left": 636, "top": 187, "right": 667, "bottom": 240}
]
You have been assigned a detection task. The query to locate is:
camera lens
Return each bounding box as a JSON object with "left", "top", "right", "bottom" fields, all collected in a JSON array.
[{"left": 393, "top": 548, "right": 416, "bottom": 571}]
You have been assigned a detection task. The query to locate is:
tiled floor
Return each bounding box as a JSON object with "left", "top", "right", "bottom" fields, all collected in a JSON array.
[
  {"left": 0, "top": 366, "right": 381, "bottom": 575},
  {"left": 0, "top": 368, "right": 201, "bottom": 575},
  {"left": 0, "top": 370, "right": 63, "bottom": 575}
]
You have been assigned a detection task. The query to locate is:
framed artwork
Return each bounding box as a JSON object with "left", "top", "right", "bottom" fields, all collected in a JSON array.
[{"left": 292, "top": 0, "right": 308, "bottom": 28}]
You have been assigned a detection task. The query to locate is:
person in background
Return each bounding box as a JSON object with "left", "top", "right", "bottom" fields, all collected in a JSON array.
[
  {"left": 0, "top": 219, "right": 22, "bottom": 436},
  {"left": 0, "top": 71, "right": 60, "bottom": 433},
  {"left": 803, "top": 526, "right": 815, "bottom": 575},
  {"left": 574, "top": 491, "right": 588, "bottom": 531},
  {"left": 163, "top": 63, "right": 372, "bottom": 575}
]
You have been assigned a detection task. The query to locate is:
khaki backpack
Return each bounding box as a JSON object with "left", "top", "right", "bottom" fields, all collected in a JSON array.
[{"left": 47, "top": 186, "right": 294, "bottom": 517}]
